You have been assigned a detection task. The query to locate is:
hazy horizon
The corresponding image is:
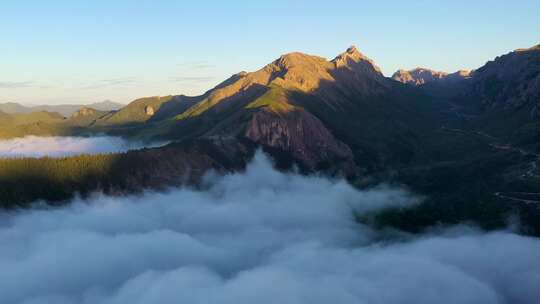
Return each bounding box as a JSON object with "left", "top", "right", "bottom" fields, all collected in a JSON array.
[{"left": 1, "top": 0, "right": 539, "bottom": 105}]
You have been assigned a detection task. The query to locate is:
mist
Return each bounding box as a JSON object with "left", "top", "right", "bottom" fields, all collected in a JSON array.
[
  {"left": 0, "top": 136, "right": 166, "bottom": 158},
  {"left": 1, "top": 152, "right": 539, "bottom": 304}
]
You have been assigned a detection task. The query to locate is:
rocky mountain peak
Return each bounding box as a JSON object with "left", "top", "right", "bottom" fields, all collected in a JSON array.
[
  {"left": 335, "top": 45, "right": 365, "bottom": 61},
  {"left": 178, "top": 46, "right": 390, "bottom": 121},
  {"left": 332, "top": 45, "right": 383, "bottom": 77},
  {"left": 346, "top": 45, "right": 360, "bottom": 54}
]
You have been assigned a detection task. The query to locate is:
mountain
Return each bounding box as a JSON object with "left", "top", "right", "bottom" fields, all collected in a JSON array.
[
  {"left": 124, "top": 46, "right": 440, "bottom": 174},
  {"left": 466, "top": 44, "right": 540, "bottom": 111},
  {"left": 93, "top": 95, "right": 197, "bottom": 126},
  {"left": 442, "top": 45, "right": 540, "bottom": 149},
  {"left": 0, "top": 47, "right": 445, "bottom": 173},
  {"left": 392, "top": 68, "right": 471, "bottom": 86},
  {"left": 2, "top": 44, "right": 540, "bottom": 235},
  {"left": 392, "top": 68, "right": 448, "bottom": 85},
  {"left": 0, "top": 102, "right": 29, "bottom": 114},
  {"left": 4, "top": 45, "right": 539, "bottom": 170},
  {"left": 0, "top": 111, "right": 66, "bottom": 138},
  {"left": 0, "top": 111, "right": 64, "bottom": 125},
  {"left": 0, "top": 100, "right": 124, "bottom": 116}
]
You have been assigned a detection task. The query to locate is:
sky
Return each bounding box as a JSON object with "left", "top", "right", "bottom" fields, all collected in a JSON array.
[{"left": 1, "top": 0, "right": 539, "bottom": 105}]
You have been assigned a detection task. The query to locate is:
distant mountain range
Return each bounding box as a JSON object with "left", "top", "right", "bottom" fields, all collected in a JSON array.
[
  {"left": 392, "top": 68, "right": 471, "bottom": 86},
  {"left": 1, "top": 43, "right": 540, "bottom": 234},
  {"left": 0, "top": 100, "right": 124, "bottom": 117}
]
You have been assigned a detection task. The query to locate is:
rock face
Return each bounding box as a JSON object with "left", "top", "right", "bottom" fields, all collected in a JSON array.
[
  {"left": 392, "top": 68, "right": 470, "bottom": 86},
  {"left": 245, "top": 107, "right": 355, "bottom": 174},
  {"left": 71, "top": 107, "right": 97, "bottom": 118},
  {"left": 144, "top": 105, "right": 155, "bottom": 116}
]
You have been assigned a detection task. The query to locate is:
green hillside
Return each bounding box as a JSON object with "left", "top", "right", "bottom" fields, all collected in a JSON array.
[{"left": 94, "top": 96, "right": 174, "bottom": 126}]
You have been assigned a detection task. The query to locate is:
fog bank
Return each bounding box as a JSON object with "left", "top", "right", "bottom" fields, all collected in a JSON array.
[
  {"left": 0, "top": 136, "right": 165, "bottom": 158},
  {"left": 0, "top": 152, "right": 538, "bottom": 304}
]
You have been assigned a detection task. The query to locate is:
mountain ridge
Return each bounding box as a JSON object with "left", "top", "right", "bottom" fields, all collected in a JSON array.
[
  {"left": 0, "top": 100, "right": 124, "bottom": 117},
  {"left": 2, "top": 43, "right": 540, "bottom": 235},
  {"left": 392, "top": 68, "right": 471, "bottom": 86}
]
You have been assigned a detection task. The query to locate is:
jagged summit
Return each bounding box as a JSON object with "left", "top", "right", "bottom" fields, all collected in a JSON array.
[
  {"left": 261, "top": 46, "right": 383, "bottom": 79},
  {"left": 332, "top": 45, "right": 383, "bottom": 77},
  {"left": 346, "top": 45, "right": 359, "bottom": 53},
  {"left": 336, "top": 45, "right": 366, "bottom": 59},
  {"left": 334, "top": 45, "right": 364, "bottom": 60}
]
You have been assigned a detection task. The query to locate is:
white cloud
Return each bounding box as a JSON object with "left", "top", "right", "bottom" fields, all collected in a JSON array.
[
  {"left": 0, "top": 136, "right": 166, "bottom": 158},
  {"left": 0, "top": 152, "right": 538, "bottom": 304}
]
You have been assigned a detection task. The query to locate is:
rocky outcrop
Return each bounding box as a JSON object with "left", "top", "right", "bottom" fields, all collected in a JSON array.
[
  {"left": 71, "top": 107, "right": 97, "bottom": 118},
  {"left": 392, "top": 68, "right": 448, "bottom": 86},
  {"left": 144, "top": 105, "right": 155, "bottom": 116},
  {"left": 245, "top": 107, "right": 356, "bottom": 175}
]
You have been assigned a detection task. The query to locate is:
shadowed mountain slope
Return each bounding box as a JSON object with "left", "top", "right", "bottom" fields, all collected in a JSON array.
[{"left": 446, "top": 45, "right": 540, "bottom": 149}]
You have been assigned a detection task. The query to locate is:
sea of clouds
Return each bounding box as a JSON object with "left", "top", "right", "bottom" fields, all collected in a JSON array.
[
  {"left": 0, "top": 136, "right": 166, "bottom": 158},
  {"left": 1, "top": 152, "right": 539, "bottom": 304}
]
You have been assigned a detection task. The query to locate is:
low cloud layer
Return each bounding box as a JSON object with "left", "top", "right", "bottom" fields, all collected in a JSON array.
[
  {"left": 1, "top": 152, "right": 539, "bottom": 304},
  {"left": 0, "top": 136, "right": 165, "bottom": 158}
]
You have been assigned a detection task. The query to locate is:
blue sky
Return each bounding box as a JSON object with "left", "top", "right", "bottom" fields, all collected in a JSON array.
[{"left": 1, "top": 0, "right": 539, "bottom": 105}]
